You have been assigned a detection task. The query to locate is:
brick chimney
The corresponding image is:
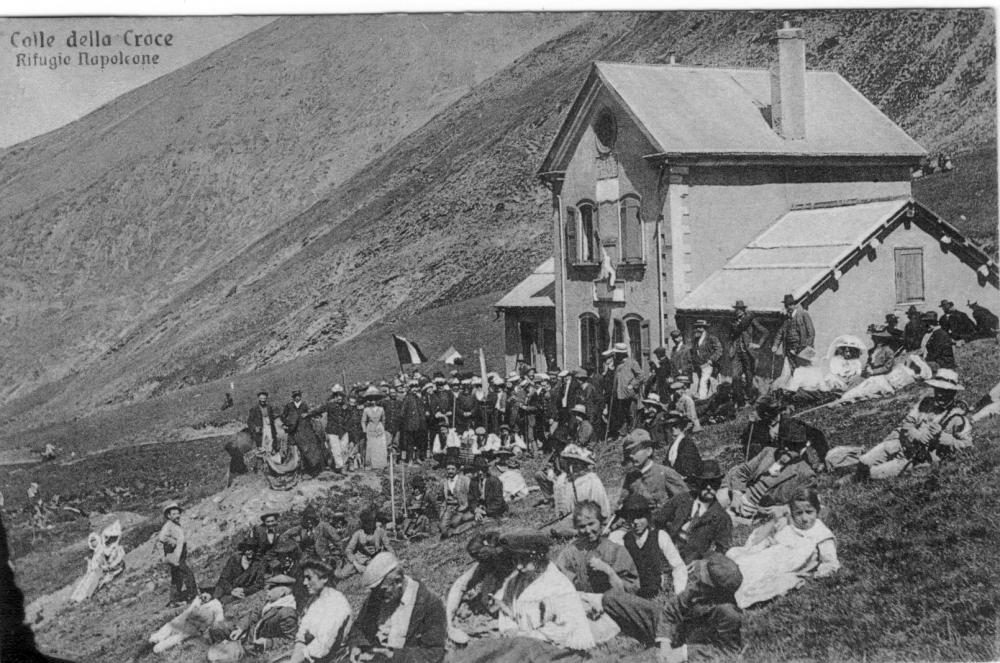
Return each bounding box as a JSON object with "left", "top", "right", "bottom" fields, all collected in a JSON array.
[{"left": 770, "top": 22, "right": 806, "bottom": 140}]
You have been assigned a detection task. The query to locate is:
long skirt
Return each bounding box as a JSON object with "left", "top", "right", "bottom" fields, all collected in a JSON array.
[{"left": 366, "top": 431, "right": 388, "bottom": 469}]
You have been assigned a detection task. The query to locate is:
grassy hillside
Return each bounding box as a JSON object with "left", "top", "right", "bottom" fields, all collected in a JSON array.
[
  {"left": 9, "top": 339, "right": 998, "bottom": 663},
  {"left": 0, "top": 10, "right": 995, "bottom": 437}
]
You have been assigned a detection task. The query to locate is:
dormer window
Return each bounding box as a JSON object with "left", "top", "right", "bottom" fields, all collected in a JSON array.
[{"left": 594, "top": 109, "right": 617, "bottom": 154}]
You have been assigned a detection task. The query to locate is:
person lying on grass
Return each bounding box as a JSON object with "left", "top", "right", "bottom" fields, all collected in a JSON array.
[
  {"left": 212, "top": 540, "right": 266, "bottom": 605},
  {"left": 445, "top": 529, "right": 518, "bottom": 644},
  {"left": 491, "top": 530, "right": 597, "bottom": 650},
  {"left": 725, "top": 487, "right": 840, "bottom": 609},
  {"left": 657, "top": 553, "right": 744, "bottom": 663}
]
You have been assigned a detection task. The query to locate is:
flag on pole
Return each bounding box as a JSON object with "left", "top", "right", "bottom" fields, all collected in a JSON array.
[
  {"left": 438, "top": 346, "right": 463, "bottom": 365},
  {"left": 393, "top": 335, "right": 428, "bottom": 365}
]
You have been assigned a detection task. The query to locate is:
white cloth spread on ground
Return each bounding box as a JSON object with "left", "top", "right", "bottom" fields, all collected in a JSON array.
[
  {"left": 726, "top": 516, "right": 839, "bottom": 609},
  {"left": 149, "top": 596, "right": 226, "bottom": 653}
]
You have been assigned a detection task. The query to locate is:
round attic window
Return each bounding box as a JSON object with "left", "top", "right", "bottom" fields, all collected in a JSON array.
[{"left": 594, "top": 109, "right": 617, "bottom": 153}]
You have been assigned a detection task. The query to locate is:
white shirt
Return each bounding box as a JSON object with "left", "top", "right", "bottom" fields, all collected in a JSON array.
[
  {"left": 666, "top": 432, "right": 685, "bottom": 466},
  {"left": 296, "top": 586, "right": 351, "bottom": 661}
]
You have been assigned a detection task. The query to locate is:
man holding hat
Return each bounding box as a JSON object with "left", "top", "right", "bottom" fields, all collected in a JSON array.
[
  {"left": 605, "top": 342, "right": 645, "bottom": 439},
  {"left": 157, "top": 502, "right": 199, "bottom": 606},
  {"left": 729, "top": 301, "right": 767, "bottom": 407},
  {"left": 849, "top": 368, "right": 972, "bottom": 481},
  {"left": 307, "top": 385, "right": 352, "bottom": 474},
  {"left": 772, "top": 294, "right": 815, "bottom": 373},
  {"left": 919, "top": 311, "right": 957, "bottom": 370},
  {"left": 658, "top": 554, "right": 744, "bottom": 662},
  {"left": 620, "top": 430, "right": 688, "bottom": 512},
  {"left": 348, "top": 552, "right": 447, "bottom": 663},
  {"left": 690, "top": 320, "right": 723, "bottom": 401},
  {"left": 653, "top": 460, "right": 732, "bottom": 563}
]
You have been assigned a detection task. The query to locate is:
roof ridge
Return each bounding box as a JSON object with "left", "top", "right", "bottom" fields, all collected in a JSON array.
[{"left": 592, "top": 60, "right": 836, "bottom": 75}]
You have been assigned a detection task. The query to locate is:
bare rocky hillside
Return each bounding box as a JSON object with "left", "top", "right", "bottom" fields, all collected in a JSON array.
[{"left": 0, "top": 9, "right": 995, "bottom": 434}]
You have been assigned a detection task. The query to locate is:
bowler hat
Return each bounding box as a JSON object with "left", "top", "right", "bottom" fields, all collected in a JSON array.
[
  {"left": 693, "top": 319, "right": 709, "bottom": 328},
  {"left": 260, "top": 512, "right": 280, "bottom": 523},
  {"left": 695, "top": 459, "right": 725, "bottom": 481},
  {"left": 921, "top": 311, "right": 938, "bottom": 323},
  {"left": 291, "top": 390, "right": 302, "bottom": 398},
  {"left": 653, "top": 346, "right": 668, "bottom": 357},
  {"left": 782, "top": 294, "right": 796, "bottom": 306},
  {"left": 617, "top": 493, "right": 652, "bottom": 517},
  {"left": 906, "top": 305, "right": 920, "bottom": 316},
  {"left": 669, "top": 330, "right": 682, "bottom": 339},
  {"left": 940, "top": 299, "right": 952, "bottom": 308},
  {"left": 733, "top": 300, "right": 747, "bottom": 309},
  {"left": 663, "top": 411, "right": 690, "bottom": 428}
]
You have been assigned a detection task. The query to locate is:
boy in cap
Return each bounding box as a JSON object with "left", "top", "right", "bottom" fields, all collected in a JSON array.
[
  {"left": 228, "top": 573, "right": 298, "bottom": 654},
  {"left": 658, "top": 554, "right": 744, "bottom": 662},
  {"left": 157, "top": 502, "right": 199, "bottom": 606}
]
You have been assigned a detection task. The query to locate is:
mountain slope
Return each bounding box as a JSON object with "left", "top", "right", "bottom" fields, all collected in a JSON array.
[
  {"left": 0, "top": 9, "right": 995, "bottom": 433},
  {"left": 0, "top": 13, "right": 584, "bottom": 403}
]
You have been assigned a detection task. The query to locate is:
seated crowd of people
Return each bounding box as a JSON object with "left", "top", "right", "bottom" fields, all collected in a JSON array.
[{"left": 139, "top": 293, "right": 996, "bottom": 663}]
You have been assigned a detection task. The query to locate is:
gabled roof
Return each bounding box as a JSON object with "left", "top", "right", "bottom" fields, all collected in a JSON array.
[
  {"left": 540, "top": 62, "right": 926, "bottom": 174},
  {"left": 495, "top": 258, "right": 555, "bottom": 309},
  {"left": 678, "top": 198, "right": 998, "bottom": 312}
]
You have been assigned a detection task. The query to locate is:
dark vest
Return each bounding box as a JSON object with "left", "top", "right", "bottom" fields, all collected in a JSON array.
[{"left": 624, "top": 527, "right": 663, "bottom": 599}]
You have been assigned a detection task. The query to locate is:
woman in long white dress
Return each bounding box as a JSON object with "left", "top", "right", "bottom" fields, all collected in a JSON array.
[{"left": 361, "top": 386, "right": 388, "bottom": 469}]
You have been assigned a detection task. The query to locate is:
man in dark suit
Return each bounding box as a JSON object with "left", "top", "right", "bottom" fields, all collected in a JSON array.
[
  {"left": 653, "top": 460, "right": 732, "bottom": 563},
  {"left": 248, "top": 512, "right": 282, "bottom": 565},
  {"left": 466, "top": 457, "right": 507, "bottom": 520},
  {"left": 399, "top": 381, "right": 429, "bottom": 463},
  {"left": 729, "top": 300, "right": 767, "bottom": 407},
  {"left": 556, "top": 369, "right": 582, "bottom": 427},
  {"left": 247, "top": 391, "right": 279, "bottom": 454},
  {"left": 662, "top": 412, "right": 702, "bottom": 480},
  {"left": 921, "top": 311, "right": 957, "bottom": 370},
  {"left": 939, "top": 300, "right": 977, "bottom": 342},
  {"left": 902, "top": 305, "right": 927, "bottom": 351}
]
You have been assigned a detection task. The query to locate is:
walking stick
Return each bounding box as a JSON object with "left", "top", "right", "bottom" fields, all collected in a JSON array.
[
  {"left": 744, "top": 420, "right": 756, "bottom": 462},
  {"left": 401, "top": 458, "right": 408, "bottom": 518},
  {"left": 389, "top": 452, "right": 398, "bottom": 537}
]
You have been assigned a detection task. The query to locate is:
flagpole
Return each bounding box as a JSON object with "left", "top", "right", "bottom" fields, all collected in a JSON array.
[{"left": 388, "top": 449, "right": 398, "bottom": 538}]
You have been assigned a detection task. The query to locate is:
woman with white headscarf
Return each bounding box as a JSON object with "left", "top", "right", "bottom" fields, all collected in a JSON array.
[{"left": 347, "top": 552, "right": 447, "bottom": 663}]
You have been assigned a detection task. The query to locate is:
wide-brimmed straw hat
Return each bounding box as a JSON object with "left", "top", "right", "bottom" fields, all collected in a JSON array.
[
  {"left": 560, "top": 444, "right": 595, "bottom": 465},
  {"left": 925, "top": 368, "right": 964, "bottom": 391},
  {"left": 602, "top": 342, "right": 629, "bottom": 356},
  {"left": 362, "top": 386, "right": 384, "bottom": 400}
]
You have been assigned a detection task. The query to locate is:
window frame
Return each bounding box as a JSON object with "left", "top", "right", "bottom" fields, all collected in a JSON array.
[
  {"left": 618, "top": 194, "right": 644, "bottom": 264},
  {"left": 624, "top": 314, "right": 645, "bottom": 367},
  {"left": 577, "top": 200, "right": 599, "bottom": 264},
  {"left": 579, "top": 313, "right": 601, "bottom": 370}
]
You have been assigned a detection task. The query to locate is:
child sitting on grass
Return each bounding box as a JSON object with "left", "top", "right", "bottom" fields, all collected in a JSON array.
[
  {"left": 725, "top": 487, "right": 840, "bottom": 609},
  {"left": 401, "top": 475, "right": 440, "bottom": 540},
  {"left": 340, "top": 508, "right": 395, "bottom": 579}
]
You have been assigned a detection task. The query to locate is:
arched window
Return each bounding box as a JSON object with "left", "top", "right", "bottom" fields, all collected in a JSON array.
[
  {"left": 580, "top": 313, "right": 601, "bottom": 371},
  {"left": 579, "top": 201, "right": 598, "bottom": 263},
  {"left": 619, "top": 195, "right": 643, "bottom": 263}
]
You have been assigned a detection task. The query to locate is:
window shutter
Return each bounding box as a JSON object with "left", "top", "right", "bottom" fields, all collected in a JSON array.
[
  {"left": 894, "top": 248, "right": 924, "bottom": 303},
  {"left": 640, "top": 319, "right": 651, "bottom": 355},
  {"left": 565, "top": 208, "right": 577, "bottom": 264},
  {"left": 620, "top": 198, "right": 643, "bottom": 262}
]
